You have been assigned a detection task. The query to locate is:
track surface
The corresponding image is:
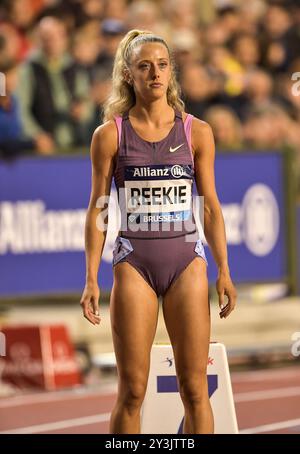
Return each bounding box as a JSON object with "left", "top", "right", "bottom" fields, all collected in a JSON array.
[{"left": 1, "top": 366, "right": 299, "bottom": 434}]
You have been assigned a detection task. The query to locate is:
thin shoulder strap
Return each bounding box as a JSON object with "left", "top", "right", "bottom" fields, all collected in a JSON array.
[
  {"left": 114, "top": 115, "right": 123, "bottom": 147},
  {"left": 174, "top": 110, "right": 182, "bottom": 120},
  {"left": 184, "top": 113, "right": 194, "bottom": 160}
]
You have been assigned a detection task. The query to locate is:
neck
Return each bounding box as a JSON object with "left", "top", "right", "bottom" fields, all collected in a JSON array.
[{"left": 130, "top": 97, "right": 174, "bottom": 126}]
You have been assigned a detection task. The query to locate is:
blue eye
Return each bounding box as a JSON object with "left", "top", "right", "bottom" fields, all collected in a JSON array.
[{"left": 139, "top": 62, "right": 168, "bottom": 69}]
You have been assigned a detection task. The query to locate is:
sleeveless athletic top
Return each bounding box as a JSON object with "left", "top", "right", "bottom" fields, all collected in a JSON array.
[{"left": 113, "top": 110, "right": 197, "bottom": 239}]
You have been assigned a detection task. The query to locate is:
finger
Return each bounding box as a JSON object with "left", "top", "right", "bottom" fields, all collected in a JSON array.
[
  {"left": 80, "top": 298, "right": 101, "bottom": 324},
  {"left": 220, "top": 307, "right": 230, "bottom": 318},
  {"left": 91, "top": 296, "right": 100, "bottom": 317},
  {"left": 221, "top": 307, "right": 232, "bottom": 318},
  {"left": 219, "top": 300, "right": 231, "bottom": 318},
  {"left": 225, "top": 292, "right": 237, "bottom": 312},
  {"left": 91, "top": 314, "right": 101, "bottom": 324},
  {"left": 220, "top": 304, "right": 230, "bottom": 315},
  {"left": 218, "top": 289, "right": 225, "bottom": 310},
  {"left": 221, "top": 289, "right": 236, "bottom": 308},
  {"left": 224, "top": 308, "right": 233, "bottom": 318},
  {"left": 83, "top": 311, "right": 95, "bottom": 325},
  {"left": 221, "top": 298, "right": 236, "bottom": 318},
  {"left": 84, "top": 309, "right": 100, "bottom": 325},
  {"left": 80, "top": 301, "right": 90, "bottom": 319},
  {"left": 88, "top": 301, "right": 101, "bottom": 323},
  {"left": 87, "top": 305, "right": 101, "bottom": 322},
  {"left": 81, "top": 302, "right": 100, "bottom": 325}
]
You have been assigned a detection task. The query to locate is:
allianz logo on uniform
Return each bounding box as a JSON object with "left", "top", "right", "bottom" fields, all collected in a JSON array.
[{"left": 133, "top": 165, "right": 184, "bottom": 178}]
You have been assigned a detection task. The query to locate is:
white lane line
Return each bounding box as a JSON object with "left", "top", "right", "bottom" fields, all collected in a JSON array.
[
  {"left": 240, "top": 417, "right": 300, "bottom": 434},
  {"left": 234, "top": 386, "right": 300, "bottom": 402},
  {"left": 0, "top": 384, "right": 117, "bottom": 408},
  {"left": 0, "top": 413, "right": 111, "bottom": 434}
]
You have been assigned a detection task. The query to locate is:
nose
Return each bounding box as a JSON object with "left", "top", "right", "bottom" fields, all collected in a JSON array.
[{"left": 151, "top": 64, "right": 160, "bottom": 80}]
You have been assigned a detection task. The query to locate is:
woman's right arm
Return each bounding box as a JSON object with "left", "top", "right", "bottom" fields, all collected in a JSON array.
[{"left": 80, "top": 121, "right": 118, "bottom": 325}]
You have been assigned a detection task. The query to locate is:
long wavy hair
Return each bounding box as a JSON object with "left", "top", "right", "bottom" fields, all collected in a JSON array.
[{"left": 103, "top": 29, "right": 184, "bottom": 122}]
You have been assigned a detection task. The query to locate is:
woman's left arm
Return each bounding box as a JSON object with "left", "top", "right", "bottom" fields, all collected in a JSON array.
[{"left": 192, "top": 118, "right": 237, "bottom": 319}]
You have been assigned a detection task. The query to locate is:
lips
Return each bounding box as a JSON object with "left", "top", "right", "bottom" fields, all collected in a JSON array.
[{"left": 150, "top": 83, "right": 163, "bottom": 88}]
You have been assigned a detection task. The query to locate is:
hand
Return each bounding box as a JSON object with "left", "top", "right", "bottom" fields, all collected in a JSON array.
[
  {"left": 216, "top": 269, "right": 237, "bottom": 319},
  {"left": 70, "top": 101, "right": 85, "bottom": 121},
  {"left": 35, "top": 133, "right": 55, "bottom": 155},
  {"left": 80, "top": 282, "right": 101, "bottom": 325}
]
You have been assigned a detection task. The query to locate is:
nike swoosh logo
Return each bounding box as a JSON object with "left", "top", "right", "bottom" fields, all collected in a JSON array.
[{"left": 169, "top": 144, "right": 184, "bottom": 153}]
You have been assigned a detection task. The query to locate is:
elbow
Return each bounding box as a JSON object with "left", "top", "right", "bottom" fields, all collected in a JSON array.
[
  {"left": 203, "top": 201, "right": 222, "bottom": 223},
  {"left": 204, "top": 203, "right": 212, "bottom": 218},
  {"left": 204, "top": 201, "right": 217, "bottom": 219}
]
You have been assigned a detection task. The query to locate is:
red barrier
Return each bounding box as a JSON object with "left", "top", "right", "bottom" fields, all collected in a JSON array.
[{"left": 0, "top": 325, "right": 82, "bottom": 390}]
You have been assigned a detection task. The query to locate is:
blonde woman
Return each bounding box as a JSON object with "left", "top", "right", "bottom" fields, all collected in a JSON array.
[{"left": 80, "top": 30, "right": 237, "bottom": 434}]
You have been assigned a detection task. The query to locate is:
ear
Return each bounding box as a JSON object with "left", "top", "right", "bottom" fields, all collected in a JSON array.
[{"left": 123, "top": 67, "right": 132, "bottom": 85}]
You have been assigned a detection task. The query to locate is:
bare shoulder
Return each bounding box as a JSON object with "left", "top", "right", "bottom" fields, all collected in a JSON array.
[
  {"left": 182, "top": 112, "right": 213, "bottom": 156},
  {"left": 191, "top": 117, "right": 214, "bottom": 157},
  {"left": 91, "top": 120, "right": 118, "bottom": 160}
]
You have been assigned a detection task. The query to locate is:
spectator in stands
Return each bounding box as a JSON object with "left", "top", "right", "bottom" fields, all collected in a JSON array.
[
  {"left": 207, "top": 45, "right": 244, "bottom": 97},
  {"left": 0, "top": 23, "right": 25, "bottom": 65},
  {"left": 275, "top": 61, "right": 300, "bottom": 122},
  {"left": 165, "top": 0, "right": 197, "bottom": 31},
  {"left": 243, "top": 69, "right": 274, "bottom": 116},
  {"left": 243, "top": 104, "right": 299, "bottom": 149},
  {"left": 17, "top": 16, "right": 94, "bottom": 154},
  {"left": 72, "top": 22, "right": 102, "bottom": 81},
  {"left": 89, "top": 66, "right": 112, "bottom": 131},
  {"left": 237, "top": 0, "right": 266, "bottom": 34},
  {"left": 0, "top": 60, "right": 34, "bottom": 158},
  {"left": 205, "top": 105, "right": 243, "bottom": 150},
  {"left": 260, "top": 4, "right": 292, "bottom": 74},
  {"left": 96, "top": 18, "right": 127, "bottom": 76},
  {"left": 127, "top": 1, "right": 169, "bottom": 41},
  {"left": 180, "top": 63, "right": 219, "bottom": 119},
  {"left": 171, "top": 30, "right": 201, "bottom": 70},
  {"left": 9, "top": 0, "right": 39, "bottom": 32},
  {"left": 232, "top": 34, "right": 261, "bottom": 72},
  {"left": 0, "top": 0, "right": 297, "bottom": 199},
  {"left": 103, "top": 0, "right": 128, "bottom": 22},
  {"left": 79, "top": 0, "right": 104, "bottom": 21}
]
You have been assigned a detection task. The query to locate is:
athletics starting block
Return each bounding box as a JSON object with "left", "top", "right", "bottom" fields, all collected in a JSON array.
[{"left": 141, "top": 342, "right": 238, "bottom": 434}]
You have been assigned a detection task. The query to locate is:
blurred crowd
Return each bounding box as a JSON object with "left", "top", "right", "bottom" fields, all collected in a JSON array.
[{"left": 0, "top": 0, "right": 299, "bottom": 183}]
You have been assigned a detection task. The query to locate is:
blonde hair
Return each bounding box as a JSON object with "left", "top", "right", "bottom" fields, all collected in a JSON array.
[{"left": 103, "top": 29, "right": 184, "bottom": 121}]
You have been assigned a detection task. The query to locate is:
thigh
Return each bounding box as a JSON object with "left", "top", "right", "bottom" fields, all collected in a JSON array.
[
  {"left": 162, "top": 257, "right": 210, "bottom": 375},
  {"left": 110, "top": 261, "right": 159, "bottom": 382}
]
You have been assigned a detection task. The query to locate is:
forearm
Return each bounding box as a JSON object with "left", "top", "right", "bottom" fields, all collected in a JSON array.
[
  {"left": 203, "top": 204, "right": 230, "bottom": 274},
  {"left": 84, "top": 207, "right": 107, "bottom": 284}
]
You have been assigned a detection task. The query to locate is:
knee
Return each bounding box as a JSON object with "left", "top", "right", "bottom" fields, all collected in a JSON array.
[
  {"left": 178, "top": 373, "right": 208, "bottom": 407},
  {"left": 119, "top": 374, "right": 148, "bottom": 411}
]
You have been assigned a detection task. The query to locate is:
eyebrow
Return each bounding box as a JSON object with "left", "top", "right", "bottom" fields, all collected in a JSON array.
[{"left": 138, "top": 58, "right": 169, "bottom": 63}]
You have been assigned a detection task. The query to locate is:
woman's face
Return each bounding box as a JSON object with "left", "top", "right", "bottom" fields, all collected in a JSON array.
[{"left": 127, "top": 42, "right": 171, "bottom": 101}]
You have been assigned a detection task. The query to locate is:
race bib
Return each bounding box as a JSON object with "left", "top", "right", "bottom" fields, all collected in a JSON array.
[{"left": 123, "top": 164, "right": 193, "bottom": 225}]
